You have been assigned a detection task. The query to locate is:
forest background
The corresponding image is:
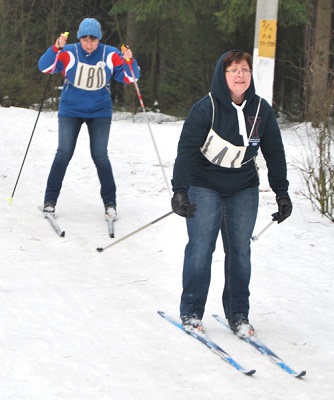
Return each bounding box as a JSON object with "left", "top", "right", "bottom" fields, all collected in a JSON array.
[{"left": 0, "top": 0, "right": 333, "bottom": 123}]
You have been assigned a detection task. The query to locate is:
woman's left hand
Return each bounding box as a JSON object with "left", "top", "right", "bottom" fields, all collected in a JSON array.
[{"left": 121, "top": 45, "right": 133, "bottom": 61}]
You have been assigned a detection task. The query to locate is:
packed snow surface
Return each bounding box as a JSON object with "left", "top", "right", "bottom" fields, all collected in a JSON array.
[{"left": 1, "top": 106, "right": 333, "bottom": 399}]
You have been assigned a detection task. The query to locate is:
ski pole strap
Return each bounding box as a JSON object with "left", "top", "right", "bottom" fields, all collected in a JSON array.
[{"left": 51, "top": 32, "right": 69, "bottom": 74}]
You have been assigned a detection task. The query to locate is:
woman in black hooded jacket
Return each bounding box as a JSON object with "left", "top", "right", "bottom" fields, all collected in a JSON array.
[{"left": 171, "top": 50, "right": 292, "bottom": 338}]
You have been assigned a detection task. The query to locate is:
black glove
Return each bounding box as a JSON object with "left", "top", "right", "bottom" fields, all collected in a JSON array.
[
  {"left": 272, "top": 195, "right": 292, "bottom": 224},
  {"left": 171, "top": 192, "right": 197, "bottom": 218}
]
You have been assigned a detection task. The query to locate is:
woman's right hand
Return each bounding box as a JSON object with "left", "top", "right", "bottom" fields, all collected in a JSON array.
[
  {"left": 55, "top": 32, "right": 69, "bottom": 49},
  {"left": 171, "top": 192, "right": 197, "bottom": 218}
]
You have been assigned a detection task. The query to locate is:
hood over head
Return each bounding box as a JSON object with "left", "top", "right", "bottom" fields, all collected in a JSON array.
[{"left": 211, "top": 50, "right": 255, "bottom": 107}]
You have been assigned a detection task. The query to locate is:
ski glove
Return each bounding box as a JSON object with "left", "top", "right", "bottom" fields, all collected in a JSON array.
[
  {"left": 171, "top": 192, "right": 197, "bottom": 218},
  {"left": 272, "top": 195, "right": 292, "bottom": 224}
]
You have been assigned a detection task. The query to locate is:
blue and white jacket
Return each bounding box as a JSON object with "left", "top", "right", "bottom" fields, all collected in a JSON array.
[{"left": 38, "top": 43, "right": 140, "bottom": 118}]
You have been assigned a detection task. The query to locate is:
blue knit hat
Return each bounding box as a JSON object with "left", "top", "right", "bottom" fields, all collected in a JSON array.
[{"left": 77, "top": 18, "right": 102, "bottom": 40}]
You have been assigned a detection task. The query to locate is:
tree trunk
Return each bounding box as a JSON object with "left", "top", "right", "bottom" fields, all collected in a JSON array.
[
  {"left": 124, "top": 11, "right": 139, "bottom": 114},
  {"left": 304, "top": 0, "right": 332, "bottom": 125}
]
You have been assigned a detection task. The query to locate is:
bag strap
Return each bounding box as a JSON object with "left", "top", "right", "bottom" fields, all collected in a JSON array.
[
  {"left": 248, "top": 98, "right": 262, "bottom": 141},
  {"left": 208, "top": 92, "right": 215, "bottom": 128}
]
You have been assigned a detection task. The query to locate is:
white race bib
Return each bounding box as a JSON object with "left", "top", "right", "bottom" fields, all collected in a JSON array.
[
  {"left": 200, "top": 93, "right": 261, "bottom": 169},
  {"left": 74, "top": 61, "right": 106, "bottom": 91},
  {"left": 201, "top": 129, "right": 246, "bottom": 168}
]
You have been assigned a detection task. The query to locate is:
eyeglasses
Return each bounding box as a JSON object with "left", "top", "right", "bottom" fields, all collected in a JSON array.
[{"left": 225, "top": 68, "right": 252, "bottom": 75}]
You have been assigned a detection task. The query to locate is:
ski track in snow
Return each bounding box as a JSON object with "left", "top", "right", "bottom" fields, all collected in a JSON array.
[{"left": 1, "top": 107, "right": 334, "bottom": 399}]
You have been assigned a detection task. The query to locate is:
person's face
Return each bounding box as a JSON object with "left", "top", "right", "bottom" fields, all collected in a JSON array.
[
  {"left": 225, "top": 61, "right": 252, "bottom": 101},
  {"left": 80, "top": 36, "right": 99, "bottom": 53}
]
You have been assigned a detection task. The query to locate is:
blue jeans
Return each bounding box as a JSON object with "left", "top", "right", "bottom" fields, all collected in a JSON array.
[
  {"left": 44, "top": 117, "right": 116, "bottom": 205},
  {"left": 180, "top": 185, "right": 259, "bottom": 321}
]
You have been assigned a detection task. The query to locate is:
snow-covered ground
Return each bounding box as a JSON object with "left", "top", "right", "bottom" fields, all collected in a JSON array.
[{"left": 1, "top": 106, "right": 333, "bottom": 399}]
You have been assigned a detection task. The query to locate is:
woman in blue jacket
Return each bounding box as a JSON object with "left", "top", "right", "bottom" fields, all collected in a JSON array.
[
  {"left": 38, "top": 18, "right": 140, "bottom": 219},
  {"left": 171, "top": 50, "right": 292, "bottom": 338}
]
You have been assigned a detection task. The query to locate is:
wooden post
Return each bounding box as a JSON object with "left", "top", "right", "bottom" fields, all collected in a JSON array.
[{"left": 252, "top": 0, "right": 278, "bottom": 105}]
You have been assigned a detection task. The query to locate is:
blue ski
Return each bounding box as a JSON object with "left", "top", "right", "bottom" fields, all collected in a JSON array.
[
  {"left": 158, "top": 311, "right": 256, "bottom": 376},
  {"left": 212, "top": 314, "right": 306, "bottom": 378}
]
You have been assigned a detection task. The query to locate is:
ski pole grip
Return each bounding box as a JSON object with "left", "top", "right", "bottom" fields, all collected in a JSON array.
[
  {"left": 57, "top": 32, "right": 69, "bottom": 50},
  {"left": 121, "top": 44, "right": 131, "bottom": 62}
]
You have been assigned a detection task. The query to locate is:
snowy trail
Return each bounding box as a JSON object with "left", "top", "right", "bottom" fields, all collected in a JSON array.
[{"left": 1, "top": 107, "right": 333, "bottom": 399}]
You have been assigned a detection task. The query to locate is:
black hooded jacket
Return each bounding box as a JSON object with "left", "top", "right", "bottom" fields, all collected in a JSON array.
[{"left": 172, "top": 51, "right": 289, "bottom": 198}]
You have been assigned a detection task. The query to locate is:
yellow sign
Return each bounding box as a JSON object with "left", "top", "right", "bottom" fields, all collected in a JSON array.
[{"left": 259, "top": 19, "right": 277, "bottom": 58}]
